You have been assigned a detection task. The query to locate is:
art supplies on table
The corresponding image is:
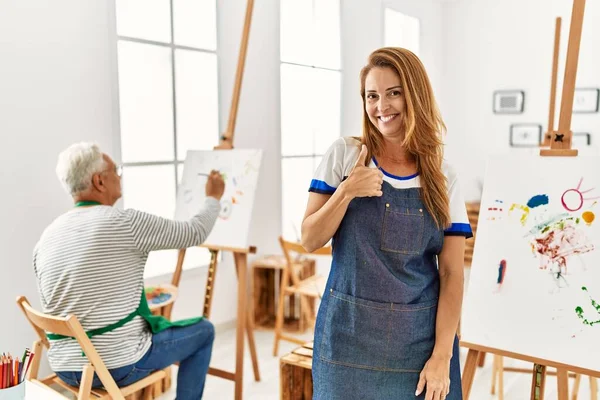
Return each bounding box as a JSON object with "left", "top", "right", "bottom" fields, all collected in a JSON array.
[{"left": 0, "top": 348, "right": 34, "bottom": 399}]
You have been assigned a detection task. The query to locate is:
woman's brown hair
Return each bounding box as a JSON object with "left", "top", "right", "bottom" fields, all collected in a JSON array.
[{"left": 359, "top": 47, "right": 450, "bottom": 229}]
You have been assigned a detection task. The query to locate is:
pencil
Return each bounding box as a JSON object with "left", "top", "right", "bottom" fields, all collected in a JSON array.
[{"left": 0, "top": 357, "right": 4, "bottom": 389}]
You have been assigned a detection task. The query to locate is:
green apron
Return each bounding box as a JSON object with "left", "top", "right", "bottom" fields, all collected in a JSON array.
[{"left": 46, "top": 201, "right": 202, "bottom": 344}]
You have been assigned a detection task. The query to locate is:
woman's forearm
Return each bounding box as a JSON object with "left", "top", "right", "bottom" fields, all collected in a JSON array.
[
  {"left": 432, "top": 269, "right": 464, "bottom": 359},
  {"left": 301, "top": 183, "right": 354, "bottom": 252}
]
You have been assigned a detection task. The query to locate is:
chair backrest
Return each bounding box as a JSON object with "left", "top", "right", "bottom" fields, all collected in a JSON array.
[
  {"left": 16, "top": 296, "right": 122, "bottom": 395},
  {"left": 279, "top": 237, "right": 332, "bottom": 261},
  {"left": 278, "top": 237, "right": 332, "bottom": 285}
]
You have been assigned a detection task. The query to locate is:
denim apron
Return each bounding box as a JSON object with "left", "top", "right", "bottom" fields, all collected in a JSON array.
[{"left": 312, "top": 182, "right": 462, "bottom": 399}]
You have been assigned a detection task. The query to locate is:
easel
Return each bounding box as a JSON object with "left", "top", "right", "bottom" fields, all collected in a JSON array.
[
  {"left": 174, "top": 1, "right": 261, "bottom": 399},
  {"left": 461, "top": 1, "right": 600, "bottom": 399},
  {"left": 542, "top": 17, "right": 562, "bottom": 148}
]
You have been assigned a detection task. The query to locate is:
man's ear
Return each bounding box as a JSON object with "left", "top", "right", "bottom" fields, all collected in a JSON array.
[{"left": 91, "top": 174, "right": 107, "bottom": 193}]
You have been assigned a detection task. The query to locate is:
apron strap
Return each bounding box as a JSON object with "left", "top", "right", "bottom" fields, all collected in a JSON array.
[{"left": 46, "top": 308, "right": 139, "bottom": 341}]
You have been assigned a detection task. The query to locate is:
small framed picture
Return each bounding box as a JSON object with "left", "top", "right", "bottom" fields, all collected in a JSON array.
[
  {"left": 573, "top": 88, "right": 599, "bottom": 113},
  {"left": 572, "top": 132, "right": 591, "bottom": 148},
  {"left": 510, "top": 124, "right": 542, "bottom": 147},
  {"left": 494, "top": 90, "right": 525, "bottom": 114}
]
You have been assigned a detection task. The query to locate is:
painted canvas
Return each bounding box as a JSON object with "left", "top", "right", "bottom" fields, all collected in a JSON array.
[
  {"left": 461, "top": 155, "right": 600, "bottom": 373},
  {"left": 175, "top": 149, "right": 262, "bottom": 249}
]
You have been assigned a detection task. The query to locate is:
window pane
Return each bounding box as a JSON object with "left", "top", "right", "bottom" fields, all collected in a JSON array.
[
  {"left": 281, "top": 158, "right": 316, "bottom": 241},
  {"left": 313, "top": 0, "right": 341, "bottom": 69},
  {"left": 173, "top": 0, "right": 217, "bottom": 50},
  {"left": 384, "top": 9, "right": 420, "bottom": 56},
  {"left": 175, "top": 50, "right": 219, "bottom": 160},
  {"left": 117, "top": 41, "right": 175, "bottom": 163},
  {"left": 116, "top": 0, "right": 171, "bottom": 43},
  {"left": 281, "top": 65, "right": 340, "bottom": 157},
  {"left": 280, "top": 0, "right": 313, "bottom": 65},
  {"left": 122, "top": 164, "right": 177, "bottom": 218},
  {"left": 281, "top": 64, "right": 316, "bottom": 156},
  {"left": 312, "top": 69, "right": 341, "bottom": 154}
]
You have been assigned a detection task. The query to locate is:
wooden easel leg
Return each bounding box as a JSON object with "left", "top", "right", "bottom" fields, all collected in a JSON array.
[
  {"left": 531, "top": 364, "right": 547, "bottom": 400},
  {"left": 491, "top": 355, "right": 498, "bottom": 395},
  {"left": 246, "top": 299, "right": 261, "bottom": 382},
  {"left": 461, "top": 349, "right": 480, "bottom": 400},
  {"left": 233, "top": 252, "right": 248, "bottom": 400},
  {"left": 477, "top": 351, "right": 487, "bottom": 367},
  {"left": 498, "top": 355, "right": 504, "bottom": 400},
  {"left": 590, "top": 377, "right": 598, "bottom": 400},
  {"left": 557, "top": 368, "right": 569, "bottom": 400},
  {"left": 571, "top": 374, "right": 581, "bottom": 400}
]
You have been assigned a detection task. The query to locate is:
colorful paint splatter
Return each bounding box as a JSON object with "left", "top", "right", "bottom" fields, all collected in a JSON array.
[
  {"left": 489, "top": 180, "right": 597, "bottom": 327},
  {"left": 575, "top": 287, "right": 600, "bottom": 327}
]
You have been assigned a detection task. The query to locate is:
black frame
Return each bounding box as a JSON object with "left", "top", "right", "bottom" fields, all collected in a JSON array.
[
  {"left": 509, "top": 123, "right": 542, "bottom": 147},
  {"left": 572, "top": 88, "right": 600, "bottom": 113},
  {"left": 572, "top": 132, "right": 591, "bottom": 146},
  {"left": 493, "top": 90, "right": 525, "bottom": 114}
]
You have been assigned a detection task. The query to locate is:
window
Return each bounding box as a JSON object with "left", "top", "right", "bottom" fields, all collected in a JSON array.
[
  {"left": 384, "top": 8, "right": 420, "bottom": 56},
  {"left": 280, "top": 0, "right": 341, "bottom": 241},
  {"left": 115, "top": 0, "right": 219, "bottom": 278}
]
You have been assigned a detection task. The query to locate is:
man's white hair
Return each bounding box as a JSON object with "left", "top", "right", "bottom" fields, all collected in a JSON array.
[{"left": 56, "top": 142, "right": 107, "bottom": 195}]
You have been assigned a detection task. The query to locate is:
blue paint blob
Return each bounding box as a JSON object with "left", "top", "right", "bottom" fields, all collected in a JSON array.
[{"left": 527, "top": 194, "right": 549, "bottom": 209}]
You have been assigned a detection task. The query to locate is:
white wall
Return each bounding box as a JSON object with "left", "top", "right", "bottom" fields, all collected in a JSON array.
[
  {"left": 0, "top": 0, "right": 119, "bottom": 370},
  {"left": 441, "top": 0, "right": 600, "bottom": 202}
]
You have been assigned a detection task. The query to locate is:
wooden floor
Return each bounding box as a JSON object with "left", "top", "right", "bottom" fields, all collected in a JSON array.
[{"left": 155, "top": 326, "right": 598, "bottom": 400}]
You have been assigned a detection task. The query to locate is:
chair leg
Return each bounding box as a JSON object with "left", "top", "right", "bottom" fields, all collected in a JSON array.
[
  {"left": 273, "top": 269, "right": 290, "bottom": 357},
  {"left": 78, "top": 364, "right": 95, "bottom": 400}
]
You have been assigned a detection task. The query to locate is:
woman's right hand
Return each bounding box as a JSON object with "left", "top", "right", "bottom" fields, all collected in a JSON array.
[{"left": 341, "top": 145, "right": 383, "bottom": 199}]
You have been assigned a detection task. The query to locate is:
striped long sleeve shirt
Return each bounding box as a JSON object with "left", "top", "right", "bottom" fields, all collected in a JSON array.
[{"left": 33, "top": 197, "right": 221, "bottom": 371}]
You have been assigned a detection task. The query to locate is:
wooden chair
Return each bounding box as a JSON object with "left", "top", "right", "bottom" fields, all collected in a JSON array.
[
  {"left": 16, "top": 296, "right": 166, "bottom": 400},
  {"left": 272, "top": 237, "right": 332, "bottom": 357}
]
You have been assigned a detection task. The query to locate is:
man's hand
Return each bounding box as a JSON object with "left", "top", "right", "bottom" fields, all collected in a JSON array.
[{"left": 205, "top": 170, "right": 225, "bottom": 200}]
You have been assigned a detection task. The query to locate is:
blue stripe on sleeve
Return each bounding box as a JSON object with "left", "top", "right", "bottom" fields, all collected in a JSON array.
[
  {"left": 308, "top": 179, "right": 336, "bottom": 195},
  {"left": 444, "top": 222, "right": 474, "bottom": 239}
]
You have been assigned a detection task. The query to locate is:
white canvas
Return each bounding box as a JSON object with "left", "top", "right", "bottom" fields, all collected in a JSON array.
[
  {"left": 175, "top": 149, "right": 262, "bottom": 249},
  {"left": 462, "top": 154, "right": 600, "bottom": 373}
]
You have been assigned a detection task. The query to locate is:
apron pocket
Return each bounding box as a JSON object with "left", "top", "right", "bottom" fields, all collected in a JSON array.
[
  {"left": 381, "top": 206, "right": 424, "bottom": 254},
  {"left": 319, "top": 289, "right": 437, "bottom": 372}
]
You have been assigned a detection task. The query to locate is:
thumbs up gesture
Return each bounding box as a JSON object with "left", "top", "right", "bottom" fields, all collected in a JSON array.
[{"left": 342, "top": 145, "right": 383, "bottom": 199}]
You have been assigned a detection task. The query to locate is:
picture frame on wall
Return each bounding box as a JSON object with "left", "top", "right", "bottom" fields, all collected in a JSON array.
[
  {"left": 509, "top": 124, "right": 542, "bottom": 147},
  {"left": 572, "top": 132, "right": 591, "bottom": 148},
  {"left": 573, "top": 88, "right": 599, "bottom": 113},
  {"left": 493, "top": 90, "right": 525, "bottom": 114}
]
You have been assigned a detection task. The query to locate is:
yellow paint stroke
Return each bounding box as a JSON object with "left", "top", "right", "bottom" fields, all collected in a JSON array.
[
  {"left": 509, "top": 203, "right": 530, "bottom": 226},
  {"left": 582, "top": 211, "right": 595, "bottom": 225}
]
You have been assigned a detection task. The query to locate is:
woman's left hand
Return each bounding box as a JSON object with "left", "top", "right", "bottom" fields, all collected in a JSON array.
[{"left": 415, "top": 355, "right": 451, "bottom": 400}]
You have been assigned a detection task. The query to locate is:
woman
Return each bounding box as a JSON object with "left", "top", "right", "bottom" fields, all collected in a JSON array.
[{"left": 302, "top": 47, "right": 472, "bottom": 400}]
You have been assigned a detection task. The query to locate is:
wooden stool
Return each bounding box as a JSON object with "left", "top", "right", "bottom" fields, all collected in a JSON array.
[
  {"left": 252, "top": 255, "right": 315, "bottom": 332},
  {"left": 280, "top": 342, "right": 314, "bottom": 400}
]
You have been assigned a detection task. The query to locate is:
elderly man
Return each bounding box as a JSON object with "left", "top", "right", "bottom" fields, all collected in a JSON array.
[{"left": 33, "top": 142, "right": 225, "bottom": 399}]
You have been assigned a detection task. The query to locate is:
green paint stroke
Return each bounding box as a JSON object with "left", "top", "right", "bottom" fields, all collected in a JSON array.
[{"left": 575, "top": 286, "right": 600, "bottom": 327}]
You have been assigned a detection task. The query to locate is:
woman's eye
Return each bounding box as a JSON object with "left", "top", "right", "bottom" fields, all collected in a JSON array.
[
  {"left": 367, "top": 94, "right": 377, "bottom": 100},
  {"left": 390, "top": 90, "right": 401, "bottom": 96}
]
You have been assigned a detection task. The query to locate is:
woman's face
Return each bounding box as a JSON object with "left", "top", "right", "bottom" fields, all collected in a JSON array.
[{"left": 364, "top": 67, "right": 406, "bottom": 139}]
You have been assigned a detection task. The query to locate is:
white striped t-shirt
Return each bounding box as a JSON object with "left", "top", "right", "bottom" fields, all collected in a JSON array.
[
  {"left": 33, "top": 197, "right": 221, "bottom": 372},
  {"left": 309, "top": 137, "right": 473, "bottom": 237}
]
